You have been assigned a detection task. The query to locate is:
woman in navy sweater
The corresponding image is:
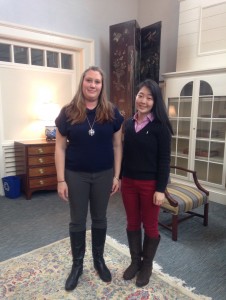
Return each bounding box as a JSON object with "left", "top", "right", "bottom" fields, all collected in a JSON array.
[
  {"left": 121, "top": 79, "right": 173, "bottom": 287},
  {"left": 55, "top": 66, "right": 124, "bottom": 291}
]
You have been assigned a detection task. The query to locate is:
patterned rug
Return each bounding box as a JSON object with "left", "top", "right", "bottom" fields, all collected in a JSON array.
[{"left": 0, "top": 231, "right": 211, "bottom": 300}]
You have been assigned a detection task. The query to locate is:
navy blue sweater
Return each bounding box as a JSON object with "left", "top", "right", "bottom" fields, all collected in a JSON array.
[
  {"left": 122, "top": 118, "right": 171, "bottom": 192},
  {"left": 55, "top": 106, "right": 124, "bottom": 172}
]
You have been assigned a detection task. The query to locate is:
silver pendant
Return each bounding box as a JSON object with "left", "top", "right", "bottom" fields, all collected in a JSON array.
[{"left": 88, "top": 129, "right": 95, "bottom": 136}]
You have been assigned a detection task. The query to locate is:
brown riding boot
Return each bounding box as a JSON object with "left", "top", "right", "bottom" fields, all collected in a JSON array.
[
  {"left": 123, "top": 229, "right": 142, "bottom": 280},
  {"left": 136, "top": 234, "right": 160, "bottom": 287}
]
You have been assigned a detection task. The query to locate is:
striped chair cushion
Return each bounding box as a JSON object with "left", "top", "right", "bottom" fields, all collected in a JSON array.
[{"left": 162, "top": 182, "right": 208, "bottom": 215}]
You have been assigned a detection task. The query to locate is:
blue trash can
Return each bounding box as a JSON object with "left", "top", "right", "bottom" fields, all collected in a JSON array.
[{"left": 2, "top": 176, "right": 21, "bottom": 199}]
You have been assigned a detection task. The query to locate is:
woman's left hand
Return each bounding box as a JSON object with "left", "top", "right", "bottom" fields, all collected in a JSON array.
[
  {"left": 110, "top": 177, "right": 120, "bottom": 196},
  {"left": 153, "top": 191, "right": 165, "bottom": 206}
]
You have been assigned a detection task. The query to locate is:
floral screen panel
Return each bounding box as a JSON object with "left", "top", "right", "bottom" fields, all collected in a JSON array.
[
  {"left": 109, "top": 20, "right": 140, "bottom": 120},
  {"left": 140, "top": 21, "right": 161, "bottom": 84},
  {"left": 110, "top": 20, "right": 161, "bottom": 119}
]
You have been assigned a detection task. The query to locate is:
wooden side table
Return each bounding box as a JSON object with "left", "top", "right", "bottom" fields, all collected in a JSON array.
[{"left": 14, "top": 140, "right": 57, "bottom": 199}]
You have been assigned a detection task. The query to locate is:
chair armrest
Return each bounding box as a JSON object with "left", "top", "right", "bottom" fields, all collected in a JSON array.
[
  {"left": 164, "top": 187, "right": 178, "bottom": 207},
  {"left": 170, "top": 166, "right": 209, "bottom": 196}
]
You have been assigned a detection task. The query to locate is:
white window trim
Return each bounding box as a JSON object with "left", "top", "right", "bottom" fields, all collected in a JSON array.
[{"left": 0, "top": 21, "right": 94, "bottom": 75}]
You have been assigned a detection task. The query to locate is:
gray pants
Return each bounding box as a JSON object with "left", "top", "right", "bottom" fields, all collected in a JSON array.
[{"left": 65, "top": 168, "right": 113, "bottom": 232}]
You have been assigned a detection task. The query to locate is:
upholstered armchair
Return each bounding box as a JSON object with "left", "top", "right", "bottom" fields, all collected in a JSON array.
[{"left": 159, "top": 166, "right": 209, "bottom": 241}]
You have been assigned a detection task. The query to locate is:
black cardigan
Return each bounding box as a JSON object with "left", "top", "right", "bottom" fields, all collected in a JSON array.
[{"left": 121, "top": 118, "right": 171, "bottom": 193}]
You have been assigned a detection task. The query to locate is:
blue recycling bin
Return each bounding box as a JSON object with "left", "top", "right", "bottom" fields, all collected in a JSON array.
[{"left": 2, "top": 176, "right": 21, "bottom": 199}]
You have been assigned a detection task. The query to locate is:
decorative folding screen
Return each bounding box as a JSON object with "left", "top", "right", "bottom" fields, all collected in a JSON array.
[{"left": 110, "top": 20, "right": 161, "bottom": 120}]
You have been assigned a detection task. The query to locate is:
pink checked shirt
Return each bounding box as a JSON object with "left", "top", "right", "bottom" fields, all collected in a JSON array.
[{"left": 133, "top": 112, "right": 154, "bottom": 132}]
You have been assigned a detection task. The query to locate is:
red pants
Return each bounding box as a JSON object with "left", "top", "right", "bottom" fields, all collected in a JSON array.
[{"left": 121, "top": 177, "right": 160, "bottom": 238}]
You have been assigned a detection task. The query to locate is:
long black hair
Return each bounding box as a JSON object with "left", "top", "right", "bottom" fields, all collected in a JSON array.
[{"left": 137, "top": 79, "right": 174, "bottom": 135}]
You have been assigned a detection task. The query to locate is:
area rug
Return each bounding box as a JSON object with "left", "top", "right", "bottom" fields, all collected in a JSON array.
[{"left": 0, "top": 231, "right": 211, "bottom": 300}]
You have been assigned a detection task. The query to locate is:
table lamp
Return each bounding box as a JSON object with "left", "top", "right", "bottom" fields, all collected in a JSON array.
[{"left": 40, "top": 102, "right": 60, "bottom": 141}]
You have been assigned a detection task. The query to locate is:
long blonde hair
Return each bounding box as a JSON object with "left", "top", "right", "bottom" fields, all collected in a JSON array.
[{"left": 65, "top": 66, "right": 114, "bottom": 124}]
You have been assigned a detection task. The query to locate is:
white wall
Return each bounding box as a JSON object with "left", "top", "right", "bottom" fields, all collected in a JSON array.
[
  {"left": 138, "top": 0, "right": 180, "bottom": 80},
  {"left": 0, "top": 67, "right": 73, "bottom": 140},
  {"left": 0, "top": 0, "right": 138, "bottom": 86},
  {"left": 176, "top": 0, "right": 226, "bottom": 71},
  {"left": 0, "top": 0, "right": 180, "bottom": 84}
]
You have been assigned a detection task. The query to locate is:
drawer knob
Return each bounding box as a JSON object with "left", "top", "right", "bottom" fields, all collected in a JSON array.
[
  {"left": 38, "top": 148, "right": 44, "bottom": 153},
  {"left": 39, "top": 180, "right": 44, "bottom": 185},
  {"left": 39, "top": 168, "right": 44, "bottom": 174},
  {"left": 38, "top": 158, "right": 44, "bottom": 163}
]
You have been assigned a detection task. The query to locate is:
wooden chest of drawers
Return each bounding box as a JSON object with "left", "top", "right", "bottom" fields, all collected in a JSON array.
[{"left": 14, "top": 140, "right": 57, "bottom": 199}]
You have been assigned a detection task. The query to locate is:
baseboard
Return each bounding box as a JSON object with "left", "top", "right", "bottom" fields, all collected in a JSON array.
[{"left": 209, "top": 191, "right": 226, "bottom": 205}]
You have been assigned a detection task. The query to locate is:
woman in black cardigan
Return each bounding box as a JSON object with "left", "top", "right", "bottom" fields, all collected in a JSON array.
[{"left": 121, "top": 79, "right": 173, "bottom": 287}]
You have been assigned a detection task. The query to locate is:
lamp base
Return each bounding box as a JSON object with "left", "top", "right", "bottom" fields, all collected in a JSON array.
[{"left": 45, "top": 126, "right": 56, "bottom": 141}]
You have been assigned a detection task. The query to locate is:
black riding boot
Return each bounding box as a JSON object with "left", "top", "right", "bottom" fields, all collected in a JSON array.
[
  {"left": 92, "top": 227, "right": 112, "bottom": 282},
  {"left": 65, "top": 230, "right": 86, "bottom": 291},
  {"left": 123, "top": 229, "right": 142, "bottom": 280},
  {"left": 136, "top": 234, "right": 160, "bottom": 287}
]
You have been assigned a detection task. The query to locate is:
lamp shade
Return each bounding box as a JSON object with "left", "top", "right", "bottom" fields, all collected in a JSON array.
[{"left": 40, "top": 102, "right": 60, "bottom": 125}]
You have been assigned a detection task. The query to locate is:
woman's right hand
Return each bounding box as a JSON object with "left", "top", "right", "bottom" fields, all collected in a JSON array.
[{"left": 57, "top": 181, "right": 69, "bottom": 202}]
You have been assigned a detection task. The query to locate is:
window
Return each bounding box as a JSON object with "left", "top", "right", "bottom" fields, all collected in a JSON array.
[
  {"left": 31, "top": 48, "right": 44, "bottom": 66},
  {"left": 180, "top": 82, "right": 193, "bottom": 97},
  {"left": 61, "top": 53, "right": 72, "bottom": 69},
  {"left": 199, "top": 80, "right": 213, "bottom": 96},
  {"left": 0, "top": 42, "right": 73, "bottom": 70},
  {"left": 47, "top": 51, "right": 58, "bottom": 68},
  {"left": 0, "top": 43, "right": 11, "bottom": 62},
  {"left": 14, "top": 46, "right": 28, "bottom": 64}
]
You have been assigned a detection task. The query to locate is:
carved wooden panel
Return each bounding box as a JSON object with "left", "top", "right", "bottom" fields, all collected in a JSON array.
[
  {"left": 110, "top": 20, "right": 140, "bottom": 120},
  {"left": 140, "top": 21, "right": 161, "bottom": 84},
  {"left": 110, "top": 20, "right": 161, "bottom": 118}
]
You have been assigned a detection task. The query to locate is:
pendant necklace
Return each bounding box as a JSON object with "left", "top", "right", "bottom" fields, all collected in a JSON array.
[{"left": 86, "top": 115, "right": 96, "bottom": 136}]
